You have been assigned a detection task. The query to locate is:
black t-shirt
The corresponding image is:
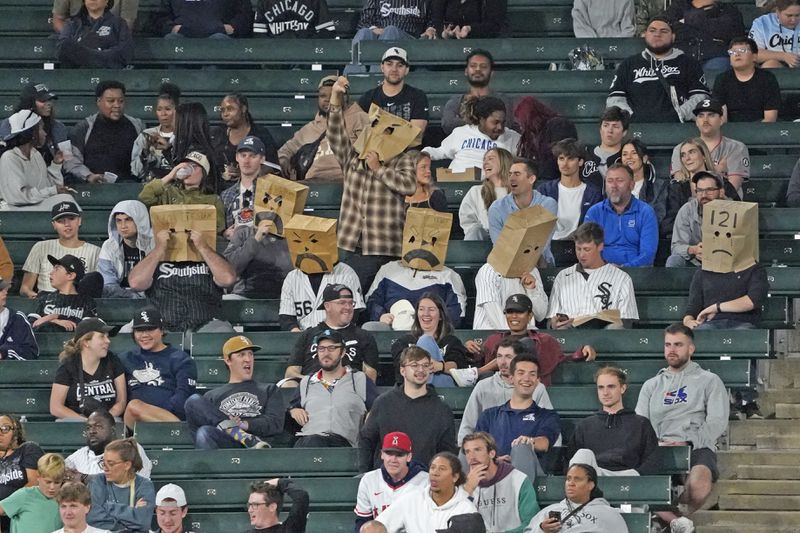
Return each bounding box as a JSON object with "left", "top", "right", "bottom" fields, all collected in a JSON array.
[
  {"left": 30, "top": 291, "right": 97, "bottom": 331},
  {"left": 0, "top": 441, "right": 44, "bottom": 530},
  {"left": 288, "top": 321, "right": 379, "bottom": 376},
  {"left": 54, "top": 352, "right": 126, "bottom": 414},
  {"left": 121, "top": 242, "right": 144, "bottom": 288},
  {"left": 148, "top": 261, "right": 223, "bottom": 331},
  {"left": 406, "top": 188, "right": 448, "bottom": 212},
  {"left": 712, "top": 68, "right": 782, "bottom": 122},
  {"left": 358, "top": 84, "right": 430, "bottom": 122}
]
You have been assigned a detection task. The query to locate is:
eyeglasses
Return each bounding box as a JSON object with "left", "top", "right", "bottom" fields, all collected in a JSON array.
[
  {"left": 99, "top": 459, "right": 125, "bottom": 469},
  {"left": 0, "top": 425, "right": 14, "bottom": 434},
  {"left": 403, "top": 362, "right": 432, "bottom": 370},
  {"left": 696, "top": 186, "right": 720, "bottom": 195},
  {"left": 331, "top": 299, "right": 355, "bottom": 307},
  {"left": 247, "top": 502, "right": 268, "bottom": 510},
  {"left": 727, "top": 48, "right": 751, "bottom": 56},
  {"left": 316, "top": 344, "right": 343, "bottom": 354}
]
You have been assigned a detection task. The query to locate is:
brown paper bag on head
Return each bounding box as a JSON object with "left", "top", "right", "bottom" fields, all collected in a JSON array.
[
  {"left": 284, "top": 215, "right": 338, "bottom": 274},
  {"left": 254, "top": 174, "right": 309, "bottom": 237},
  {"left": 401, "top": 207, "right": 453, "bottom": 271},
  {"left": 487, "top": 206, "right": 557, "bottom": 277},
  {"left": 150, "top": 205, "right": 217, "bottom": 262},
  {"left": 353, "top": 104, "right": 421, "bottom": 162},
  {"left": 572, "top": 309, "right": 622, "bottom": 329},
  {"left": 701, "top": 200, "right": 759, "bottom": 273}
]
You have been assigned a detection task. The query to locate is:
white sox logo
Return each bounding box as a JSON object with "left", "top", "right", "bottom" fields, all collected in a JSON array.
[
  {"left": 140, "top": 311, "right": 150, "bottom": 323},
  {"left": 595, "top": 282, "right": 612, "bottom": 310}
]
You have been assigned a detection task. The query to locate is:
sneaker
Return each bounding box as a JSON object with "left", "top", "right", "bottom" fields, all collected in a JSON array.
[
  {"left": 225, "top": 426, "right": 271, "bottom": 449},
  {"left": 449, "top": 367, "right": 478, "bottom": 387},
  {"left": 670, "top": 517, "right": 695, "bottom": 533}
]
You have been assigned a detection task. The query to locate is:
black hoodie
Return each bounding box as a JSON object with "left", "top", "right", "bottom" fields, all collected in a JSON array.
[
  {"left": 567, "top": 408, "right": 660, "bottom": 473},
  {"left": 155, "top": 0, "right": 253, "bottom": 37}
]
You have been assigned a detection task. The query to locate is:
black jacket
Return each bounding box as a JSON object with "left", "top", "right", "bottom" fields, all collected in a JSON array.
[
  {"left": 357, "top": 385, "right": 457, "bottom": 472},
  {"left": 155, "top": 0, "right": 253, "bottom": 37},
  {"left": 253, "top": 0, "right": 333, "bottom": 37},
  {"left": 431, "top": 0, "right": 509, "bottom": 37},
  {"left": 57, "top": 10, "right": 133, "bottom": 68},
  {"left": 666, "top": 0, "right": 745, "bottom": 62}
]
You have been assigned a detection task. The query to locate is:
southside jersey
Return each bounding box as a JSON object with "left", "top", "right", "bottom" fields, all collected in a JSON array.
[{"left": 148, "top": 261, "right": 222, "bottom": 331}]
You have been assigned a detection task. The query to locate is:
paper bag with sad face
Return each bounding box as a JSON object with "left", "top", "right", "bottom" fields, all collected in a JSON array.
[
  {"left": 487, "top": 206, "right": 557, "bottom": 277},
  {"left": 353, "top": 104, "right": 420, "bottom": 162},
  {"left": 254, "top": 174, "right": 309, "bottom": 237},
  {"left": 284, "top": 215, "right": 338, "bottom": 274},
  {"left": 150, "top": 205, "right": 217, "bottom": 262},
  {"left": 401, "top": 208, "right": 453, "bottom": 271},
  {"left": 701, "top": 200, "right": 759, "bottom": 273}
]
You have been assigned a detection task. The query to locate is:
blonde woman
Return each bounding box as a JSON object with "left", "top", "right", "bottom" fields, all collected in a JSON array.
[
  {"left": 87, "top": 438, "right": 154, "bottom": 532},
  {"left": 405, "top": 151, "right": 447, "bottom": 212},
  {"left": 50, "top": 318, "right": 126, "bottom": 421},
  {"left": 458, "top": 147, "right": 512, "bottom": 240}
]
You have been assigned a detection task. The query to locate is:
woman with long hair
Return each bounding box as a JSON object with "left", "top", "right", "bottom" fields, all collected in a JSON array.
[
  {"left": 390, "top": 293, "right": 469, "bottom": 387},
  {"left": 131, "top": 83, "right": 181, "bottom": 181},
  {"left": 57, "top": 0, "right": 133, "bottom": 68},
  {"left": 749, "top": 0, "right": 800, "bottom": 68},
  {"left": 49, "top": 318, "right": 126, "bottom": 420},
  {"left": 514, "top": 96, "right": 577, "bottom": 181},
  {"left": 527, "top": 463, "right": 629, "bottom": 532},
  {"left": 0, "top": 83, "right": 67, "bottom": 165},
  {"left": 0, "top": 414, "right": 45, "bottom": 532},
  {"left": 171, "top": 102, "right": 222, "bottom": 191},
  {"left": 424, "top": 96, "right": 519, "bottom": 172},
  {"left": 86, "top": 438, "right": 155, "bottom": 532},
  {"left": 620, "top": 139, "right": 668, "bottom": 230},
  {"left": 405, "top": 151, "right": 447, "bottom": 211},
  {"left": 459, "top": 147, "right": 512, "bottom": 240}
]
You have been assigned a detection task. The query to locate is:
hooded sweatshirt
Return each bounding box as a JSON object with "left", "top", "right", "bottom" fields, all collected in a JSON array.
[
  {"left": 155, "top": 0, "right": 253, "bottom": 37},
  {"left": 572, "top": 0, "right": 634, "bottom": 38},
  {"left": 635, "top": 361, "right": 730, "bottom": 451},
  {"left": 98, "top": 200, "right": 154, "bottom": 298},
  {"left": 0, "top": 147, "right": 65, "bottom": 207},
  {"left": 472, "top": 462, "right": 540, "bottom": 533},
  {"left": 607, "top": 48, "right": 709, "bottom": 123},
  {"left": 57, "top": 10, "right": 133, "bottom": 68},
  {"left": 423, "top": 124, "right": 521, "bottom": 172},
  {"left": 375, "top": 486, "right": 477, "bottom": 533},
  {"left": 525, "top": 498, "right": 629, "bottom": 533},
  {"left": 223, "top": 224, "right": 292, "bottom": 299}
]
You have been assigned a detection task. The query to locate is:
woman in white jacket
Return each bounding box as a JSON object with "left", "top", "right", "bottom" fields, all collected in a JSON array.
[
  {"left": 424, "top": 96, "right": 520, "bottom": 172},
  {"left": 458, "top": 147, "right": 512, "bottom": 240},
  {"left": 361, "top": 452, "right": 477, "bottom": 533},
  {"left": 525, "top": 464, "right": 628, "bottom": 533}
]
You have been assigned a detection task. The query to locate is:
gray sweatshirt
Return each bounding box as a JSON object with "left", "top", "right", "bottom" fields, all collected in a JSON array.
[
  {"left": 525, "top": 497, "right": 629, "bottom": 533},
  {"left": 670, "top": 197, "right": 702, "bottom": 266},
  {"left": 0, "top": 147, "right": 64, "bottom": 206},
  {"left": 572, "top": 0, "right": 635, "bottom": 38},
  {"left": 635, "top": 361, "right": 729, "bottom": 451}
]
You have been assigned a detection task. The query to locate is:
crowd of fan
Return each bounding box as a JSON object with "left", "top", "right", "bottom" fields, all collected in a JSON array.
[{"left": 0, "top": 0, "right": 792, "bottom": 532}]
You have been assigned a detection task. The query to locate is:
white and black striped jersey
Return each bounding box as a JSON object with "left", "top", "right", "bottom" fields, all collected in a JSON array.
[
  {"left": 279, "top": 262, "right": 365, "bottom": 330},
  {"left": 473, "top": 263, "right": 548, "bottom": 330},
  {"left": 149, "top": 261, "right": 223, "bottom": 331},
  {"left": 547, "top": 263, "right": 639, "bottom": 320}
]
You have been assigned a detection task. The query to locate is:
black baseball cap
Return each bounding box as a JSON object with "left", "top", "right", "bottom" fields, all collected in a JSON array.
[
  {"left": 504, "top": 294, "right": 533, "bottom": 313},
  {"left": 48, "top": 254, "right": 85, "bottom": 283},
  {"left": 51, "top": 201, "right": 81, "bottom": 221},
  {"left": 317, "top": 283, "right": 353, "bottom": 310},
  {"left": 73, "top": 317, "right": 118, "bottom": 341},
  {"left": 436, "top": 513, "right": 486, "bottom": 533},
  {"left": 21, "top": 82, "right": 57, "bottom": 103},
  {"left": 691, "top": 170, "right": 724, "bottom": 189},
  {"left": 693, "top": 99, "right": 724, "bottom": 116},
  {"left": 313, "top": 328, "right": 344, "bottom": 345},
  {"left": 132, "top": 307, "right": 164, "bottom": 330}
]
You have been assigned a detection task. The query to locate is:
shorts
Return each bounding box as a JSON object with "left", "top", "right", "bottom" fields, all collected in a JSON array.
[{"left": 691, "top": 447, "right": 719, "bottom": 482}]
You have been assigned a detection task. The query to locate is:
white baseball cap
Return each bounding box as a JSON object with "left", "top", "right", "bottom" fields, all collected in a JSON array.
[
  {"left": 4, "top": 110, "right": 41, "bottom": 141},
  {"left": 382, "top": 47, "right": 409, "bottom": 65},
  {"left": 156, "top": 483, "right": 187, "bottom": 507}
]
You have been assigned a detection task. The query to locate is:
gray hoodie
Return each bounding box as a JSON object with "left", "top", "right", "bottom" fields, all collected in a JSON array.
[
  {"left": 670, "top": 197, "right": 702, "bottom": 265},
  {"left": 572, "top": 0, "right": 635, "bottom": 38},
  {"left": 525, "top": 497, "right": 629, "bottom": 533},
  {"left": 98, "top": 200, "right": 154, "bottom": 298},
  {"left": 635, "top": 361, "right": 729, "bottom": 451}
]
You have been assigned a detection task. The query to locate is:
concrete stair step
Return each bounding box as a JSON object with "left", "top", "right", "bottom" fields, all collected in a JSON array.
[
  {"left": 776, "top": 403, "right": 800, "bottom": 419},
  {"left": 717, "top": 480, "right": 800, "bottom": 495},
  {"left": 696, "top": 527, "right": 798, "bottom": 533},
  {"left": 756, "top": 435, "right": 800, "bottom": 449},
  {"left": 729, "top": 419, "right": 799, "bottom": 446},
  {"left": 693, "top": 510, "right": 800, "bottom": 527},
  {"left": 760, "top": 389, "right": 800, "bottom": 416},
  {"left": 769, "top": 360, "right": 800, "bottom": 389},
  {"left": 735, "top": 465, "right": 800, "bottom": 480},
  {"left": 719, "top": 450, "right": 799, "bottom": 467},
  {"left": 719, "top": 494, "right": 800, "bottom": 510}
]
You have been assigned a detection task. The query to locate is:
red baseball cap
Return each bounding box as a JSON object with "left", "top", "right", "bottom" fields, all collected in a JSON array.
[{"left": 382, "top": 432, "right": 412, "bottom": 453}]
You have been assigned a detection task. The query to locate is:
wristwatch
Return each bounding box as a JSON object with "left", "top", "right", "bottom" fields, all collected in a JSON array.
[{"left": 716, "top": 302, "right": 721, "bottom": 313}]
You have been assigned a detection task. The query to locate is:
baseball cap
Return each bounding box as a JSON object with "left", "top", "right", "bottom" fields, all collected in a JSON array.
[
  {"left": 47, "top": 254, "right": 85, "bottom": 283},
  {"left": 181, "top": 151, "right": 211, "bottom": 176},
  {"left": 132, "top": 307, "right": 164, "bottom": 330},
  {"left": 693, "top": 99, "right": 724, "bottom": 116},
  {"left": 382, "top": 431, "right": 412, "bottom": 454},
  {"left": 436, "top": 513, "right": 487, "bottom": 533},
  {"left": 4, "top": 109, "right": 41, "bottom": 141},
  {"left": 236, "top": 135, "right": 266, "bottom": 155},
  {"left": 318, "top": 75, "right": 338, "bottom": 89},
  {"left": 504, "top": 294, "right": 533, "bottom": 313},
  {"left": 155, "top": 483, "right": 187, "bottom": 507},
  {"left": 51, "top": 201, "right": 81, "bottom": 221},
  {"left": 313, "top": 328, "right": 344, "bottom": 345},
  {"left": 317, "top": 283, "right": 354, "bottom": 310},
  {"left": 21, "top": 82, "right": 57, "bottom": 103},
  {"left": 389, "top": 300, "right": 415, "bottom": 331},
  {"left": 222, "top": 335, "right": 261, "bottom": 357},
  {"left": 382, "top": 46, "right": 408, "bottom": 65},
  {"left": 691, "top": 170, "right": 724, "bottom": 189},
  {"left": 73, "top": 317, "right": 118, "bottom": 341}
]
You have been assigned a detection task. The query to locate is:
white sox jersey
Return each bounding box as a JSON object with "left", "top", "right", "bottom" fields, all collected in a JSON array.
[
  {"left": 547, "top": 263, "right": 639, "bottom": 320},
  {"left": 354, "top": 467, "right": 429, "bottom": 522},
  {"left": 279, "top": 262, "right": 365, "bottom": 330},
  {"left": 473, "top": 262, "right": 548, "bottom": 330}
]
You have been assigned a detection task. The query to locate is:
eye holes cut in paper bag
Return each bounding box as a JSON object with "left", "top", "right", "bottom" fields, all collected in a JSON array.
[
  {"left": 701, "top": 199, "right": 759, "bottom": 274},
  {"left": 150, "top": 205, "right": 217, "bottom": 262},
  {"left": 401, "top": 207, "right": 453, "bottom": 271},
  {"left": 353, "top": 104, "right": 421, "bottom": 162},
  {"left": 254, "top": 174, "right": 309, "bottom": 237},
  {"left": 487, "top": 206, "right": 557, "bottom": 278},
  {"left": 284, "top": 215, "right": 338, "bottom": 274}
]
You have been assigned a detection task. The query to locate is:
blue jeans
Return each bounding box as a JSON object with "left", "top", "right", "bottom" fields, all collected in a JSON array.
[
  {"left": 416, "top": 335, "right": 456, "bottom": 388},
  {"left": 696, "top": 318, "right": 756, "bottom": 330},
  {"left": 343, "top": 25, "right": 414, "bottom": 74},
  {"left": 702, "top": 56, "right": 731, "bottom": 71},
  {"left": 164, "top": 32, "right": 231, "bottom": 40},
  {"left": 184, "top": 394, "right": 241, "bottom": 449}
]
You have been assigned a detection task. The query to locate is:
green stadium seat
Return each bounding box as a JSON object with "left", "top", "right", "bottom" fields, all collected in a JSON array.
[
  {"left": 23, "top": 421, "right": 124, "bottom": 451},
  {"left": 0, "top": 210, "right": 107, "bottom": 239},
  {"left": 636, "top": 295, "right": 790, "bottom": 328},
  {"left": 31, "top": 332, "right": 184, "bottom": 359}
]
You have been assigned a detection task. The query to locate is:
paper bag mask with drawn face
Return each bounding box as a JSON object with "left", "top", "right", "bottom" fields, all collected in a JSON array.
[
  {"left": 401, "top": 207, "right": 453, "bottom": 271},
  {"left": 150, "top": 205, "right": 217, "bottom": 262},
  {"left": 284, "top": 215, "right": 338, "bottom": 274},
  {"left": 353, "top": 104, "right": 421, "bottom": 162},
  {"left": 487, "top": 206, "right": 557, "bottom": 277},
  {"left": 701, "top": 199, "right": 759, "bottom": 273},
  {"left": 254, "top": 174, "right": 309, "bottom": 237}
]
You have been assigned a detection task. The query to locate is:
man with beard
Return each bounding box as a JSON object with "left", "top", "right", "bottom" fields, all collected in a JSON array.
[
  {"left": 278, "top": 76, "right": 369, "bottom": 181},
  {"left": 636, "top": 324, "right": 729, "bottom": 533},
  {"left": 585, "top": 164, "right": 659, "bottom": 267},
  {"left": 666, "top": 171, "right": 724, "bottom": 268},
  {"left": 441, "top": 49, "right": 517, "bottom": 135},
  {"left": 607, "top": 16, "right": 709, "bottom": 123},
  {"left": 289, "top": 329, "right": 378, "bottom": 447},
  {"left": 357, "top": 48, "right": 429, "bottom": 148},
  {"left": 64, "top": 409, "right": 152, "bottom": 479}
]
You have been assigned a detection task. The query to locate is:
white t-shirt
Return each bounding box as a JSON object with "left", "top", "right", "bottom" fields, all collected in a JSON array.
[
  {"left": 22, "top": 240, "right": 101, "bottom": 292},
  {"left": 553, "top": 183, "right": 586, "bottom": 240},
  {"left": 65, "top": 444, "right": 153, "bottom": 479},
  {"left": 632, "top": 179, "right": 644, "bottom": 199},
  {"left": 53, "top": 526, "right": 111, "bottom": 533}
]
